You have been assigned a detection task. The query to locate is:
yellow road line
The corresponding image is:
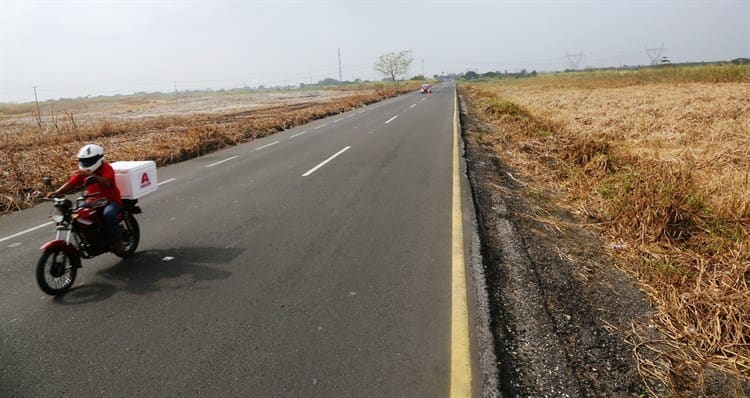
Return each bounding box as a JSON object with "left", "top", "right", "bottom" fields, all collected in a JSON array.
[{"left": 451, "top": 87, "right": 472, "bottom": 397}]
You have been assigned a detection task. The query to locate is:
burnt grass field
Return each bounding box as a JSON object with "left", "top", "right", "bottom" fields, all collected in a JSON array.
[
  {"left": 0, "top": 83, "right": 419, "bottom": 213},
  {"left": 459, "top": 65, "right": 749, "bottom": 397}
]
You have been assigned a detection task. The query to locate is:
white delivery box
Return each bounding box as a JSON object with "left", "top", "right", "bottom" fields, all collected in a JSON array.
[{"left": 111, "top": 161, "right": 158, "bottom": 199}]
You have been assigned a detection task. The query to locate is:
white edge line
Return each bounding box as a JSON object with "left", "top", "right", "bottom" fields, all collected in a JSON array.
[
  {"left": 410, "top": 104, "right": 417, "bottom": 108},
  {"left": 206, "top": 155, "right": 239, "bottom": 168},
  {"left": 302, "top": 146, "right": 351, "bottom": 177},
  {"left": 385, "top": 115, "right": 398, "bottom": 124},
  {"left": 158, "top": 178, "right": 176, "bottom": 186},
  {"left": 0, "top": 222, "right": 54, "bottom": 243},
  {"left": 256, "top": 141, "right": 280, "bottom": 150},
  {"left": 333, "top": 118, "right": 344, "bottom": 123},
  {"left": 290, "top": 131, "right": 306, "bottom": 138}
]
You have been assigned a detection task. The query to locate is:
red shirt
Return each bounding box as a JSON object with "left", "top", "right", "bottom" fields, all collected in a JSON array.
[{"left": 67, "top": 162, "right": 122, "bottom": 206}]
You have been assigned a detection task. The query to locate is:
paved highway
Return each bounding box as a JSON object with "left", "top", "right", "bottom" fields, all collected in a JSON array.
[{"left": 0, "top": 84, "right": 482, "bottom": 397}]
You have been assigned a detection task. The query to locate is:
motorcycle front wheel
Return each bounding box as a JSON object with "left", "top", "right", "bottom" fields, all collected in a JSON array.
[{"left": 36, "top": 247, "right": 78, "bottom": 296}]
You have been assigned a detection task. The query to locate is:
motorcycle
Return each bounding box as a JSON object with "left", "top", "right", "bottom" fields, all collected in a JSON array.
[{"left": 37, "top": 176, "right": 141, "bottom": 296}]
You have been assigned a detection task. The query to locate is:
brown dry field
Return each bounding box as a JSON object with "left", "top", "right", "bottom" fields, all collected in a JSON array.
[
  {"left": 463, "top": 69, "right": 749, "bottom": 395},
  {"left": 0, "top": 84, "right": 418, "bottom": 213}
]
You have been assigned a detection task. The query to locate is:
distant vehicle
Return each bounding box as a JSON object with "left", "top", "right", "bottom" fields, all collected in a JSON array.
[{"left": 420, "top": 84, "right": 431, "bottom": 94}]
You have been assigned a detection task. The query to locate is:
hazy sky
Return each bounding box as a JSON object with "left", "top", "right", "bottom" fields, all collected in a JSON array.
[{"left": 1, "top": 0, "right": 747, "bottom": 102}]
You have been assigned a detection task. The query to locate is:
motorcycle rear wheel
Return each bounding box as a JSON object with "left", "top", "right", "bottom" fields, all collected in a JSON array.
[
  {"left": 114, "top": 213, "right": 140, "bottom": 258},
  {"left": 36, "top": 247, "right": 78, "bottom": 296}
]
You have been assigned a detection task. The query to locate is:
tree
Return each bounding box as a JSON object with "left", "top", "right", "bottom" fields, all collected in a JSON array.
[
  {"left": 318, "top": 78, "right": 341, "bottom": 86},
  {"left": 464, "top": 71, "right": 479, "bottom": 80},
  {"left": 374, "top": 50, "right": 413, "bottom": 94}
]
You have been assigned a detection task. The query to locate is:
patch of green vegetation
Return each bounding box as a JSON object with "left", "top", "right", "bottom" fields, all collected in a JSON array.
[
  {"left": 485, "top": 100, "right": 530, "bottom": 119},
  {"left": 463, "top": 64, "right": 750, "bottom": 90},
  {"left": 597, "top": 184, "right": 613, "bottom": 198},
  {"left": 597, "top": 168, "right": 640, "bottom": 199},
  {"left": 648, "top": 258, "right": 688, "bottom": 280},
  {"left": 706, "top": 216, "right": 743, "bottom": 242}
]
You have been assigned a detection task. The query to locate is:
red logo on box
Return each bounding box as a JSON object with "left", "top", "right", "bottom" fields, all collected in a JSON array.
[{"left": 141, "top": 173, "right": 152, "bottom": 188}]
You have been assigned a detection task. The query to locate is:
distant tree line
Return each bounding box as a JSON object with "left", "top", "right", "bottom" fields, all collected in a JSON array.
[
  {"left": 461, "top": 69, "right": 538, "bottom": 81},
  {"left": 299, "top": 77, "right": 364, "bottom": 88}
]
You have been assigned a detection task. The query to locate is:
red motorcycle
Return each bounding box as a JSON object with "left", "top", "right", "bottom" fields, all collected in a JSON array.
[{"left": 37, "top": 177, "right": 141, "bottom": 296}]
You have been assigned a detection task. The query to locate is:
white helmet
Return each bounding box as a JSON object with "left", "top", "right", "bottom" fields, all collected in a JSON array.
[{"left": 77, "top": 144, "right": 105, "bottom": 172}]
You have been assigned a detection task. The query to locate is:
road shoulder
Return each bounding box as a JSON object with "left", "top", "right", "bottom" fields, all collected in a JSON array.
[{"left": 458, "top": 87, "right": 653, "bottom": 397}]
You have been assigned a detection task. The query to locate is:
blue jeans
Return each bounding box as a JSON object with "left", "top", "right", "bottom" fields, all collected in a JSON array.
[{"left": 102, "top": 201, "right": 122, "bottom": 242}]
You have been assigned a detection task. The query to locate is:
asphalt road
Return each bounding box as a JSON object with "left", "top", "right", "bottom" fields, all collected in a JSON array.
[{"left": 0, "top": 83, "right": 481, "bottom": 397}]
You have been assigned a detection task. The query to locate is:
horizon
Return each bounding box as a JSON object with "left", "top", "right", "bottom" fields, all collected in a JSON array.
[
  {"left": 2, "top": 0, "right": 747, "bottom": 103},
  {"left": 1, "top": 59, "right": 745, "bottom": 106}
]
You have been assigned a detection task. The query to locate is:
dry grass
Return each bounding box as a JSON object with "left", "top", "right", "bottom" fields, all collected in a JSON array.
[
  {"left": 461, "top": 65, "right": 749, "bottom": 395},
  {"left": 0, "top": 83, "right": 418, "bottom": 213}
]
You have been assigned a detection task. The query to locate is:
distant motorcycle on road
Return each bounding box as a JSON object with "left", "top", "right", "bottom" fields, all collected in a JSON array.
[{"left": 36, "top": 177, "right": 141, "bottom": 296}]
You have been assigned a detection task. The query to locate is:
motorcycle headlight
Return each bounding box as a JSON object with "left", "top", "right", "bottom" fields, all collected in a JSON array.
[{"left": 50, "top": 208, "right": 65, "bottom": 223}]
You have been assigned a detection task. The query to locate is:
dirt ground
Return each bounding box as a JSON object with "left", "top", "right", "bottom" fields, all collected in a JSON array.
[
  {"left": 457, "top": 88, "right": 747, "bottom": 397},
  {"left": 0, "top": 89, "right": 368, "bottom": 132}
]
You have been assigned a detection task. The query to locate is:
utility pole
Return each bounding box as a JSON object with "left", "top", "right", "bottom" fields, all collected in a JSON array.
[
  {"left": 645, "top": 44, "right": 666, "bottom": 66},
  {"left": 422, "top": 59, "right": 425, "bottom": 77},
  {"left": 566, "top": 51, "right": 584, "bottom": 70},
  {"left": 338, "top": 48, "right": 343, "bottom": 82},
  {"left": 32, "top": 86, "right": 43, "bottom": 131}
]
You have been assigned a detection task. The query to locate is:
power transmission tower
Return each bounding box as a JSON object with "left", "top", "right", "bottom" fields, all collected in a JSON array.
[
  {"left": 645, "top": 44, "right": 666, "bottom": 66},
  {"left": 338, "top": 48, "right": 343, "bottom": 82},
  {"left": 566, "top": 51, "right": 584, "bottom": 70}
]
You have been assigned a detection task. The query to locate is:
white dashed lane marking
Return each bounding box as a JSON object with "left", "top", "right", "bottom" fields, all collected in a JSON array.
[
  {"left": 302, "top": 147, "right": 351, "bottom": 177},
  {"left": 256, "top": 141, "right": 280, "bottom": 150},
  {"left": 206, "top": 156, "right": 239, "bottom": 168}
]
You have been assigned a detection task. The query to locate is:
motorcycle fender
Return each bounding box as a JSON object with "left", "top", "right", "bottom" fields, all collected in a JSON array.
[{"left": 39, "top": 240, "right": 82, "bottom": 268}]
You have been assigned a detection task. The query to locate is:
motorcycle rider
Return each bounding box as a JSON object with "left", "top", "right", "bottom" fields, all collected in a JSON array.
[{"left": 46, "top": 144, "right": 124, "bottom": 250}]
